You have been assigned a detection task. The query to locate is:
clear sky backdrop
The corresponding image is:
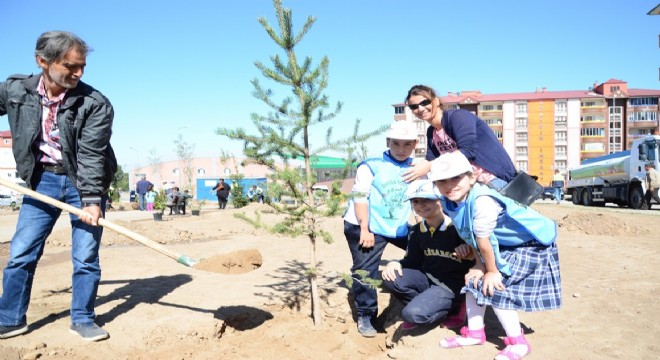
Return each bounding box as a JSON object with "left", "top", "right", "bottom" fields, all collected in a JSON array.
[{"left": 1, "top": 0, "right": 659, "bottom": 173}]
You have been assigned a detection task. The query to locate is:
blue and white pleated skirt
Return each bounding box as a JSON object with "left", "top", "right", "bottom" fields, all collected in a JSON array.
[{"left": 463, "top": 241, "right": 562, "bottom": 311}]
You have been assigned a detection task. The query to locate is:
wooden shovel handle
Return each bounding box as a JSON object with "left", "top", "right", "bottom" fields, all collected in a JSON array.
[{"left": 0, "top": 177, "right": 185, "bottom": 263}]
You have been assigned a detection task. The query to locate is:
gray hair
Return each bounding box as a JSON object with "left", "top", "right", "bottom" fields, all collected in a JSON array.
[{"left": 35, "top": 31, "right": 91, "bottom": 64}]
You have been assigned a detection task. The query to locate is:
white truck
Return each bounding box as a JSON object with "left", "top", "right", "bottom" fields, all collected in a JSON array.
[{"left": 567, "top": 135, "right": 660, "bottom": 209}]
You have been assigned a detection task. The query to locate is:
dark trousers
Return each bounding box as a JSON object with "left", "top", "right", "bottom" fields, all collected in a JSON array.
[
  {"left": 217, "top": 194, "right": 228, "bottom": 209},
  {"left": 344, "top": 221, "right": 407, "bottom": 317},
  {"left": 382, "top": 268, "right": 457, "bottom": 325},
  {"left": 645, "top": 189, "right": 660, "bottom": 208}
]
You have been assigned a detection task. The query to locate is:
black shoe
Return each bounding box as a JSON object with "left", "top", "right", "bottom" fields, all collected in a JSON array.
[
  {"left": 0, "top": 323, "right": 28, "bottom": 339},
  {"left": 357, "top": 316, "right": 377, "bottom": 337}
]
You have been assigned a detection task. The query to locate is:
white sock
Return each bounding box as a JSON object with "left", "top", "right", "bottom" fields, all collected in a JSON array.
[
  {"left": 492, "top": 307, "right": 521, "bottom": 336},
  {"left": 440, "top": 293, "right": 486, "bottom": 347}
]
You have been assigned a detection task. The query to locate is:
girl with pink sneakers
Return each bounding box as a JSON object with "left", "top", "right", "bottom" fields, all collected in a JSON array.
[{"left": 428, "top": 151, "right": 561, "bottom": 360}]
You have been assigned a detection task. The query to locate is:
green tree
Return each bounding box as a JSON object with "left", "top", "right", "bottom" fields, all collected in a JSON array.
[
  {"left": 216, "top": 0, "right": 385, "bottom": 326},
  {"left": 112, "top": 165, "right": 129, "bottom": 192}
]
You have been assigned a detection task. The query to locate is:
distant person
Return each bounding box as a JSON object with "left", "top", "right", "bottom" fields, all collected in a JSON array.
[
  {"left": 644, "top": 162, "right": 660, "bottom": 209},
  {"left": 145, "top": 184, "right": 157, "bottom": 211},
  {"left": 211, "top": 179, "right": 231, "bottom": 209},
  {"left": 254, "top": 185, "right": 265, "bottom": 203},
  {"left": 0, "top": 31, "right": 116, "bottom": 341},
  {"left": 135, "top": 175, "right": 153, "bottom": 211},
  {"left": 342, "top": 121, "right": 418, "bottom": 337},
  {"left": 401, "top": 85, "right": 516, "bottom": 191},
  {"left": 247, "top": 185, "right": 265, "bottom": 203},
  {"left": 246, "top": 186, "right": 256, "bottom": 202},
  {"left": 428, "top": 151, "right": 561, "bottom": 360},
  {"left": 167, "top": 187, "right": 181, "bottom": 215},
  {"left": 178, "top": 189, "right": 192, "bottom": 214},
  {"left": 381, "top": 181, "right": 472, "bottom": 332},
  {"left": 551, "top": 169, "right": 565, "bottom": 205}
]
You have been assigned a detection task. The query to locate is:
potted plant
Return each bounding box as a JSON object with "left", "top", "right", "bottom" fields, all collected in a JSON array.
[
  {"left": 190, "top": 199, "right": 205, "bottom": 216},
  {"left": 152, "top": 190, "right": 167, "bottom": 221}
]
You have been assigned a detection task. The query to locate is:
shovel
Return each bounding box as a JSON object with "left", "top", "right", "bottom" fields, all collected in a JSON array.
[{"left": 0, "top": 177, "right": 198, "bottom": 267}]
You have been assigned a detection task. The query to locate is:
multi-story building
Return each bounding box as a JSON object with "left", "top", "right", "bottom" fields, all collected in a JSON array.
[{"left": 392, "top": 79, "right": 660, "bottom": 186}]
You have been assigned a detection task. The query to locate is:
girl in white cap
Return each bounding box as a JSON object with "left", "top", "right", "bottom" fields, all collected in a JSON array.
[
  {"left": 428, "top": 151, "right": 561, "bottom": 360},
  {"left": 343, "top": 121, "right": 418, "bottom": 337}
]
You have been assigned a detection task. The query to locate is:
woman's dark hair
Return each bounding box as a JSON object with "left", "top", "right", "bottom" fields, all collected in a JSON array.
[{"left": 405, "top": 84, "right": 443, "bottom": 110}]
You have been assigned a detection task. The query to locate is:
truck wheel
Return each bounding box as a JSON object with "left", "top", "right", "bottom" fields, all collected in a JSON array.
[
  {"left": 628, "top": 187, "right": 647, "bottom": 210},
  {"left": 572, "top": 189, "right": 580, "bottom": 205},
  {"left": 581, "top": 189, "right": 593, "bottom": 206}
]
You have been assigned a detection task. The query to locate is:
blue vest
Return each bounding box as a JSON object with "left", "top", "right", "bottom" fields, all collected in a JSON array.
[
  {"left": 442, "top": 183, "right": 557, "bottom": 275},
  {"left": 363, "top": 151, "right": 413, "bottom": 238}
]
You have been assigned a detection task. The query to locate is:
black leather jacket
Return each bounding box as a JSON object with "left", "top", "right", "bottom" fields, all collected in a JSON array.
[{"left": 0, "top": 74, "right": 117, "bottom": 203}]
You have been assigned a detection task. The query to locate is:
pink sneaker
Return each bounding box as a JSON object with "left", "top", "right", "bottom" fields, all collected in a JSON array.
[
  {"left": 400, "top": 321, "right": 418, "bottom": 331},
  {"left": 441, "top": 301, "right": 466, "bottom": 328},
  {"left": 496, "top": 331, "right": 531, "bottom": 359}
]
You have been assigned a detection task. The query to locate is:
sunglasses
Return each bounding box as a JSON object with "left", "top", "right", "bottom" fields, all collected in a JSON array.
[{"left": 407, "top": 99, "right": 431, "bottom": 111}]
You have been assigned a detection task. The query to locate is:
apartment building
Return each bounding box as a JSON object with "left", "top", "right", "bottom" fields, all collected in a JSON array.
[{"left": 392, "top": 79, "right": 660, "bottom": 186}]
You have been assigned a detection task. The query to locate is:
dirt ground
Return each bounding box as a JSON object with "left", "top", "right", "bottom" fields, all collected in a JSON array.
[{"left": 0, "top": 200, "right": 659, "bottom": 360}]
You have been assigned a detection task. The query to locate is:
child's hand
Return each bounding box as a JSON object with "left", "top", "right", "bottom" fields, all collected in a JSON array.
[
  {"left": 359, "top": 229, "right": 375, "bottom": 249},
  {"left": 482, "top": 271, "right": 505, "bottom": 296},
  {"left": 382, "top": 262, "right": 403, "bottom": 282},
  {"left": 465, "top": 267, "right": 485, "bottom": 288},
  {"left": 453, "top": 244, "right": 474, "bottom": 259},
  {"left": 401, "top": 159, "right": 431, "bottom": 183}
]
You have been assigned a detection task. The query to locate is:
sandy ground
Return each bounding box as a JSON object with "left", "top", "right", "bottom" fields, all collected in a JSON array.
[{"left": 0, "top": 200, "right": 659, "bottom": 360}]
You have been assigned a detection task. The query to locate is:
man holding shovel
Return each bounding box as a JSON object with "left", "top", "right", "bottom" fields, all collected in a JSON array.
[{"left": 0, "top": 31, "right": 116, "bottom": 341}]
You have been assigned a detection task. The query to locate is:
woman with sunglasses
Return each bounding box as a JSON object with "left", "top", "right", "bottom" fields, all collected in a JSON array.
[{"left": 402, "top": 84, "right": 516, "bottom": 191}]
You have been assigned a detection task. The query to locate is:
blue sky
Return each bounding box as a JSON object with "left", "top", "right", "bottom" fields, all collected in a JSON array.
[{"left": 1, "top": 0, "right": 658, "bottom": 173}]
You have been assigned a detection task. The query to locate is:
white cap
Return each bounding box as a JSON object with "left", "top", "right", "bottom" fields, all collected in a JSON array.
[
  {"left": 387, "top": 121, "right": 418, "bottom": 140},
  {"left": 406, "top": 180, "right": 441, "bottom": 201},
  {"left": 427, "top": 151, "right": 474, "bottom": 181}
]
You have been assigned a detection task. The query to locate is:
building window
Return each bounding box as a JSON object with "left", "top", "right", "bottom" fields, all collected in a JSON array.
[
  {"left": 516, "top": 161, "right": 528, "bottom": 171},
  {"left": 3, "top": 139, "right": 9, "bottom": 145},
  {"left": 555, "top": 131, "right": 567, "bottom": 141},
  {"left": 197, "top": 168, "right": 206, "bottom": 175},
  {"left": 516, "top": 133, "right": 528, "bottom": 142},
  {"left": 629, "top": 111, "right": 657, "bottom": 122},
  {"left": 555, "top": 102, "right": 567, "bottom": 113},
  {"left": 485, "top": 118, "right": 502, "bottom": 125},
  {"left": 581, "top": 101, "right": 597, "bottom": 107},
  {"left": 172, "top": 168, "right": 179, "bottom": 175},
  {"left": 555, "top": 146, "right": 567, "bottom": 156},
  {"left": 580, "top": 128, "right": 605, "bottom": 137},
  {"left": 515, "top": 117, "right": 527, "bottom": 129},
  {"left": 482, "top": 105, "right": 494, "bottom": 111},
  {"left": 629, "top": 97, "right": 659, "bottom": 106},
  {"left": 554, "top": 160, "right": 567, "bottom": 170},
  {"left": 554, "top": 116, "right": 567, "bottom": 126},
  {"left": 581, "top": 115, "right": 604, "bottom": 122},
  {"left": 516, "top": 146, "right": 528, "bottom": 156},
  {"left": 581, "top": 143, "right": 605, "bottom": 152},
  {"left": 515, "top": 103, "right": 527, "bottom": 114},
  {"left": 394, "top": 106, "right": 405, "bottom": 114}
]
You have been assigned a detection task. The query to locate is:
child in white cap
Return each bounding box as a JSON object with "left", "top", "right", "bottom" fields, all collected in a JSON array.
[
  {"left": 428, "top": 151, "right": 561, "bottom": 360},
  {"left": 343, "top": 121, "right": 419, "bottom": 337},
  {"left": 381, "top": 180, "right": 472, "bottom": 332}
]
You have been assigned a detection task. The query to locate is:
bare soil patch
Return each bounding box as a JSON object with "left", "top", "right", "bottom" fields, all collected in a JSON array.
[{"left": 0, "top": 202, "right": 659, "bottom": 359}]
